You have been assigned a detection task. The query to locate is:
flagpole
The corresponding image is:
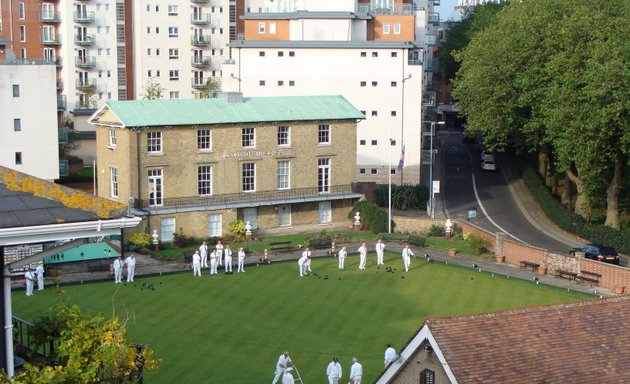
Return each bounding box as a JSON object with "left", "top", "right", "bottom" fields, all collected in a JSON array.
[
  {"left": 388, "top": 138, "right": 392, "bottom": 234},
  {"left": 400, "top": 73, "right": 412, "bottom": 185}
]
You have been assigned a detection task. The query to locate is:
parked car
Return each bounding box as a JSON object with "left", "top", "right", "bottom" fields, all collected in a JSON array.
[
  {"left": 481, "top": 159, "right": 496, "bottom": 171},
  {"left": 481, "top": 151, "right": 495, "bottom": 161},
  {"left": 569, "top": 244, "right": 620, "bottom": 264}
]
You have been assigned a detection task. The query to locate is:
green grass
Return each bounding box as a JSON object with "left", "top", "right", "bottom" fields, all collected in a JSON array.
[
  {"left": 426, "top": 237, "right": 478, "bottom": 255},
  {"left": 12, "top": 252, "right": 590, "bottom": 383}
]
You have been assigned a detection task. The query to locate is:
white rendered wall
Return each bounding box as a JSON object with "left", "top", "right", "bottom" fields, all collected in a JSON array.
[
  {"left": 288, "top": 19, "right": 368, "bottom": 41},
  {"left": 0, "top": 65, "right": 59, "bottom": 180},
  {"left": 250, "top": 0, "right": 358, "bottom": 13},
  {"left": 223, "top": 46, "right": 423, "bottom": 184}
]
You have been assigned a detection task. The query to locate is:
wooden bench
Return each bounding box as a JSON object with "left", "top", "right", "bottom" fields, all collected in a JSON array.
[
  {"left": 407, "top": 236, "right": 426, "bottom": 247},
  {"left": 519, "top": 260, "right": 540, "bottom": 272},
  {"left": 576, "top": 270, "right": 601, "bottom": 287},
  {"left": 182, "top": 252, "right": 193, "bottom": 263},
  {"left": 87, "top": 260, "right": 111, "bottom": 273},
  {"left": 554, "top": 269, "right": 577, "bottom": 281},
  {"left": 269, "top": 241, "right": 293, "bottom": 255},
  {"left": 308, "top": 238, "right": 332, "bottom": 250},
  {"left": 378, "top": 233, "right": 407, "bottom": 244}
]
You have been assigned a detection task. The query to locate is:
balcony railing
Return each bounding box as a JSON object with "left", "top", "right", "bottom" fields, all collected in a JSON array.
[
  {"left": 433, "top": 0, "right": 440, "bottom": 6},
  {"left": 74, "top": 11, "right": 95, "bottom": 23},
  {"left": 191, "top": 14, "right": 211, "bottom": 25},
  {"left": 74, "top": 34, "right": 95, "bottom": 46},
  {"left": 191, "top": 36, "right": 210, "bottom": 46},
  {"left": 41, "top": 35, "right": 61, "bottom": 45},
  {"left": 40, "top": 12, "right": 61, "bottom": 23},
  {"left": 75, "top": 56, "right": 96, "bottom": 68},
  {"left": 423, "top": 91, "right": 436, "bottom": 107},
  {"left": 56, "top": 79, "right": 64, "bottom": 90},
  {"left": 136, "top": 185, "right": 358, "bottom": 210},
  {"left": 191, "top": 56, "right": 211, "bottom": 68},
  {"left": 58, "top": 127, "right": 68, "bottom": 144},
  {"left": 191, "top": 0, "right": 210, "bottom": 3},
  {"left": 355, "top": 4, "right": 413, "bottom": 16},
  {"left": 425, "top": 34, "right": 438, "bottom": 46},
  {"left": 192, "top": 79, "right": 206, "bottom": 89},
  {"left": 428, "top": 12, "right": 440, "bottom": 25},
  {"left": 424, "top": 58, "right": 438, "bottom": 72},
  {"left": 75, "top": 100, "right": 96, "bottom": 109},
  {"left": 76, "top": 78, "right": 96, "bottom": 89},
  {"left": 57, "top": 95, "right": 67, "bottom": 110}
]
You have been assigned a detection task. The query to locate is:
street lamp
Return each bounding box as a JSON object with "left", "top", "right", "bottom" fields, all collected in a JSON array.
[{"left": 429, "top": 121, "right": 445, "bottom": 218}]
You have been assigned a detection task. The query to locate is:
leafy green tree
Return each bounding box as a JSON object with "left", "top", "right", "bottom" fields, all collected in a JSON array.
[
  {"left": 141, "top": 79, "right": 165, "bottom": 100},
  {"left": 198, "top": 77, "right": 221, "bottom": 99},
  {"left": 5, "top": 304, "right": 159, "bottom": 384}
]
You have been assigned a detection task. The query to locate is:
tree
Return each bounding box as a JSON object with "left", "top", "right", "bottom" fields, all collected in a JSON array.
[
  {"left": 4, "top": 304, "right": 159, "bottom": 384},
  {"left": 198, "top": 77, "right": 221, "bottom": 99},
  {"left": 452, "top": 0, "right": 630, "bottom": 226},
  {"left": 141, "top": 79, "right": 165, "bottom": 100},
  {"left": 58, "top": 114, "right": 81, "bottom": 162}
]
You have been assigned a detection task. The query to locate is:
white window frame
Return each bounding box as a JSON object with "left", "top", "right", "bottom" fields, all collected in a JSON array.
[
  {"left": 242, "top": 127, "right": 255, "bottom": 148},
  {"left": 318, "top": 124, "right": 331, "bottom": 145},
  {"left": 109, "top": 129, "right": 117, "bottom": 147},
  {"left": 160, "top": 218, "right": 176, "bottom": 242},
  {"left": 383, "top": 23, "right": 390, "bottom": 35},
  {"left": 110, "top": 167, "right": 118, "bottom": 198},
  {"left": 394, "top": 23, "right": 401, "bottom": 34},
  {"left": 169, "top": 91, "right": 179, "bottom": 99},
  {"left": 277, "top": 160, "right": 290, "bottom": 190},
  {"left": 168, "top": 27, "right": 179, "bottom": 38},
  {"left": 19, "top": 26, "right": 26, "bottom": 42},
  {"left": 269, "top": 22, "right": 276, "bottom": 34},
  {"left": 18, "top": 3, "right": 25, "bottom": 19},
  {"left": 198, "top": 165, "right": 212, "bottom": 196},
  {"left": 197, "top": 129, "right": 212, "bottom": 151},
  {"left": 318, "top": 158, "right": 331, "bottom": 193},
  {"left": 319, "top": 201, "right": 332, "bottom": 224},
  {"left": 169, "top": 48, "right": 179, "bottom": 59},
  {"left": 169, "top": 70, "right": 179, "bottom": 80},
  {"left": 277, "top": 204, "right": 291, "bottom": 227},
  {"left": 277, "top": 126, "right": 290, "bottom": 146},
  {"left": 148, "top": 169, "right": 163, "bottom": 207},
  {"left": 258, "top": 22, "right": 265, "bottom": 34},
  {"left": 147, "top": 131, "right": 162, "bottom": 153},
  {"left": 207, "top": 214, "right": 222, "bottom": 237},
  {"left": 242, "top": 163, "right": 255, "bottom": 192},
  {"left": 167, "top": 5, "right": 178, "bottom": 15}
]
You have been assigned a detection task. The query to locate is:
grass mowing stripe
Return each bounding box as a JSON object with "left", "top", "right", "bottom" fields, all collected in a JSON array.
[{"left": 11, "top": 251, "right": 590, "bottom": 383}]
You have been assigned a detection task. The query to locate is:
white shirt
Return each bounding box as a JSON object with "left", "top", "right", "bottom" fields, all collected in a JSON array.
[
  {"left": 350, "top": 362, "right": 363, "bottom": 379},
  {"left": 192, "top": 253, "right": 201, "bottom": 264},
  {"left": 199, "top": 244, "right": 208, "bottom": 256},
  {"left": 384, "top": 347, "right": 397, "bottom": 365},
  {"left": 25, "top": 271, "right": 34, "bottom": 281},
  {"left": 402, "top": 247, "right": 414, "bottom": 258},
  {"left": 276, "top": 354, "right": 292, "bottom": 370},
  {"left": 35, "top": 265, "right": 44, "bottom": 277},
  {"left": 216, "top": 243, "right": 224, "bottom": 252},
  {"left": 375, "top": 242, "right": 385, "bottom": 252},
  {"left": 125, "top": 256, "right": 136, "bottom": 267},
  {"left": 338, "top": 249, "right": 347, "bottom": 259},
  {"left": 358, "top": 245, "right": 367, "bottom": 255},
  {"left": 113, "top": 258, "right": 122, "bottom": 270},
  {"left": 326, "top": 361, "right": 342, "bottom": 378},
  {"left": 238, "top": 250, "right": 246, "bottom": 260},
  {"left": 225, "top": 248, "right": 232, "bottom": 258},
  {"left": 282, "top": 372, "right": 295, "bottom": 384},
  {"left": 302, "top": 249, "right": 311, "bottom": 258},
  {"left": 298, "top": 255, "right": 308, "bottom": 265}
]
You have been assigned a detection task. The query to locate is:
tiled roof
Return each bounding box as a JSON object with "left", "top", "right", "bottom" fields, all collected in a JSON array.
[
  {"left": 427, "top": 296, "right": 630, "bottom": 383},
  {"left": 0, "top": 166, "right": 127, "bottom": 227},
  {"left": 93, "top": 94, "right": 365, "bottom": 128}
]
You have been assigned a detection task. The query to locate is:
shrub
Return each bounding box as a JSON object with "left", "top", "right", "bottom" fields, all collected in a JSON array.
[
  {"left": 427, "top": 224, "right": 445, "bottom": 237},
  {"left": 349, "top": 200, "right": 394, "bottom": 234},
  {"left": 463, "top": 233, "right": 487, "bottom": 255},
  {"left": 375, "top": 184, "right": 429, "bottom": 210},
  {"left": 128, "top": 232, "right": 152, "bottom": 249},
  {"left": 173, "top": 233, "right": 202, "bottom": 248},
  {"left": 228, "top": 220, "right": 246, "bottom": 241}
]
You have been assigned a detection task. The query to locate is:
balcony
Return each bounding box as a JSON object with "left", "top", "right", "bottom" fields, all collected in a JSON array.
[
  {"left": 424, "top": 58, "right": 438, "bottom": 72},
  {"left": 428, "top": 12, "right": 440, "bottom": 25},
  {"left": 75, "top": 100, "right": 96, "bottom": 110},
  {"left": 75, "top": 56, "right": 96, "bottom": 68},
  {"left": 192, "top": 79, "right": 206, "bottom": 89},
  {"left": 41, "top": 56, "right": 62, "bottom": 67},
  {"left": 191, "top": 56, "right": 211, "bottom": 68},
  {"left": 58, "top": 127, "right": 68, "bottom": 145},
  {"left": 76, "top": 78, "right": 96, "bottom": 90},
  {"left": 74, "top": 11, "right": 95, "bottom": 23},
  {"left": 74, "top": 34, "right": 95, "bottom": 46},
  {"left": 41, "top": 35, "right": 61, "bottom": 46},
  {"left": 425, "top": 34, "right": 438, "bottom": 46},
  {"left": 433, "top": 0, "right": 440, "bottom": 5},
  {"left": 57, "top": 95, "right": 67, "bottom": 111},
  {"left": 191, "top": 0, "right": 210, "bottom": 3},
  {"left": 423, "top": 91, "right": 436, "bottom": 107},
  {"left": 191, "top": 36, "right": 210, "bottom": 46},
  {"left": 56, "top": 79, "right": 64, "bottom": 90},
  {"left": 40, "top": 12, "right": 61, "bottom": 23},
  {"left": 191, "top": 14, "right": 211, "bottom": 25},
  {"left": 135, "top": 185, "right": 359, "bottom": 211}
]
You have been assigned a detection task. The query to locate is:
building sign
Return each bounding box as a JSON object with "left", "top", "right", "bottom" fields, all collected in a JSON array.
[{"left": 222, "top": 150, "right": 281, "bottom": 159}]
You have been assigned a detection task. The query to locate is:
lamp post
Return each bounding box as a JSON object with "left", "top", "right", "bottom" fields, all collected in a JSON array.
[{"left": 429, "top": 121, "right": 445, "bottom": 218}]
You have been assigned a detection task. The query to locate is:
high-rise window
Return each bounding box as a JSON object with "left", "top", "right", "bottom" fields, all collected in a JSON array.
[
  {"left": 277, "top": 161, "right": 289, "bottom": 190},
  {"left": 13, "top": 119, "right": 21, "bottom": 131},
  {"left": 198, "top": 166, "right": 212, "bottom": 195},
  {"left": 242, "top": 163, "right": 255, "bottom": 192},
  {"left": 12, "top": 85, "right": 20, "bottom": 97},
  {"left": 15, "top": 152, "right": 22, "bottom": 165}
]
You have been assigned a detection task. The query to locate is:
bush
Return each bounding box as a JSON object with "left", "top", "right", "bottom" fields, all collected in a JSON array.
[
  {"left": 375, "top": 184, "right": 429, "bottom": 210},
  {"left": 228, "top": 220, "right": 246, "bottom": 241},
  {"left": 349, "top": 200, "right": 394, "bottom": 234},
  {"left": 427, "top": 224, "right": 445, "bottom": 237},
  {"left": 464, "top": 233, "right": 487, "bottom": 255},
  {"left": 173, "top": 233, "right": 203, "bottom": 248},
  {"left": 128, "top": 232, "right": 152, "bottom": 249}
]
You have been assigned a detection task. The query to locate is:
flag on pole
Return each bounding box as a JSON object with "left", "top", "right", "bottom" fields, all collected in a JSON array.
[{"left": 397, "top": 145, "right": 405, "bottom": 171}]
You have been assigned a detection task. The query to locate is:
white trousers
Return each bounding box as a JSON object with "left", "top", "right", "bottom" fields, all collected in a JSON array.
[
  {"left": 359, "top": 254, "right": 366, "bottom": 269},
  {"left": 217, "top": 250, "right": 223, "bottom": 265},
  {"left": 201, "top": 254, "right": 208, "bottom": 268},
  {"left": 127, "top": 267, "right": 135, "bottom": 282},
  {"left": 225, "top": 257, "right": 233, "bottom": 272},
  {"left": 338, "top": 258, "right": 345, "bottom": 269},
  {"left": 210, "top": 258, "right": 218, "bottom": 274},
  {"left": 114, "top": 268, "right": 122, "bottom": 283},
  {"left": 237, "top": 258, "right": 245, "bottom": 272},
  {"left": 377, "top": 250, "right": 384, "bottom": 265},
  {"left": 193, "top": 262, "right": 202, "bottom": 276},
  {"left": 37, "top": 276, "right": 44, "bottom": 290},
  {"left": 403, "top": 256, "right": 410, "bottom": 272}
]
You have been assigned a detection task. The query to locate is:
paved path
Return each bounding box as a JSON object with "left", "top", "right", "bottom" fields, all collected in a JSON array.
[{"left": 28, "top": 240, "right": 612, "bottom": 297}]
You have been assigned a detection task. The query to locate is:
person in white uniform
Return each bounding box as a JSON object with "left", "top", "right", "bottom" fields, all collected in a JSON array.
[
  {"left": 209, "top": 250, "right": 218, "bottom": 275},
  {"left": 113, "top": 256, "right": 123, "bottom": 283},
  {"left": 216, "top": 241, "right": 224, "bottom": 266},
  {"left": 349, "top": 357, "right": 363, "bottom": 384},
  {"left": 326, "top": 356, "right": 342, "bottom": 384},
  {"left": 298, "top": 253, "right": 308, "bottom": 276},
  {"left": 282, "top": 367, "right": 295, "bottom": 384},
  {"left": 24, "top": 269, "right": 35, "bottom": 296},
  {"left": 375, "top": 239, "right": 385, "bottom": 265},
  {"left": 224, "top": 245, "right": 233, "bottom": 272},
  {"left": 303, "top": 248, "right": 312, "bottom": 273},
  {"left": 124, "top": 255, "right": 136, "bottom": 282},
  {"left": 35, "top": 264, "right": 45, "bottom": 290},
  {"left": 237, "top": 247, "right": 246, "bottom": 272},
  {"left": 402, "top": 243, "right": 414, "bottom": 272},
  {"left": 384, "top": 344, "right": 397, "bottom": 367},
  {"left": 272, "top": 351, "right": 292, "bottom": 384},
  {"left": 192, "top": 250, "right": 202, "bottom": 276},
  {"left": 357, "top": 243, "right": 368, "bottom": 270},
  {"left": 199, "top": 241, "right": 209, "bottom": 268},
  {"left": 338, "top": 247, "right": 347, "bottom": 270}
]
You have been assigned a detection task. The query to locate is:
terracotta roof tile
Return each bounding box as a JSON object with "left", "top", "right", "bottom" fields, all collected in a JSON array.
[{"left": 427, "top": 296, "right": 630, "bottom": 383}]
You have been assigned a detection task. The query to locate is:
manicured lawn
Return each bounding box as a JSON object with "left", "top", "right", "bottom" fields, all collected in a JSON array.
[{"left": 12, "top": 251, "right": 590, "bottom": 383}]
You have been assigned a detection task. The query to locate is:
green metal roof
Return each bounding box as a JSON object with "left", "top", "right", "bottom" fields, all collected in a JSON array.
[{"left": 100, "top": 94, "right": 365, "bottom": 128}]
